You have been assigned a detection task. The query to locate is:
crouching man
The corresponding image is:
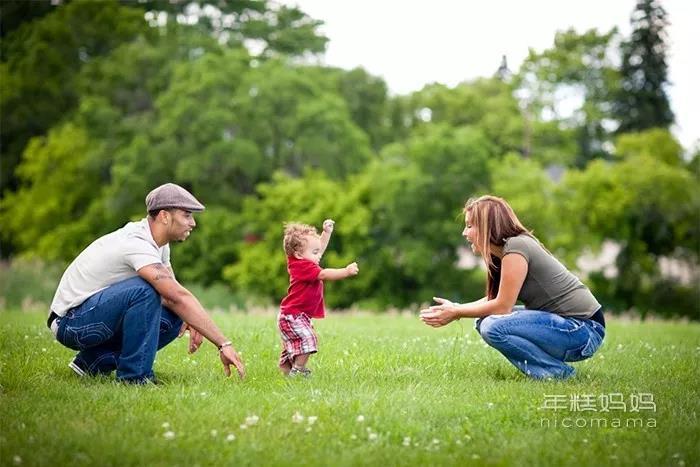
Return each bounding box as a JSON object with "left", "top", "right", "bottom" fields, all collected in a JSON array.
[{"left": 47, "top": 183, "right": 245, "bottom": 384}]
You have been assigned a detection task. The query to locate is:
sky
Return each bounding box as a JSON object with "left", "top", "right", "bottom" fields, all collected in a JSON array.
[{"left": 282, "top": 0, "right": 699, "bottom": 150}]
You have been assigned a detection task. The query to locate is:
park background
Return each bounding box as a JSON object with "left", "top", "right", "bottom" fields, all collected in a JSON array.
[
  {"left": 0, "top": 0, "right": 698, "bottom": 319},
  {"left": 0, "top": 2, "right": 699, "bottom": 466}
]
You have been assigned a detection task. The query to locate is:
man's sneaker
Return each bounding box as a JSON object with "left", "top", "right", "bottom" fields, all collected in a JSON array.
[
  {"left": 68, "top": 358, "right": 88, "bottom": 377},
  {"left": 289, "top": 367, "right": 312, "bottom": 378}
]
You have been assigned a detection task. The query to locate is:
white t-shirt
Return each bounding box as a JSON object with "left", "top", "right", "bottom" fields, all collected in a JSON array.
[{"left": 49, "top": 218, "right": 170, "bottom": 317}]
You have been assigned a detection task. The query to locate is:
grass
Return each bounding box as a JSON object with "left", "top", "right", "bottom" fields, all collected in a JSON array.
[{"left": 0, "top": 310, "right": 698, "bottom": 466}]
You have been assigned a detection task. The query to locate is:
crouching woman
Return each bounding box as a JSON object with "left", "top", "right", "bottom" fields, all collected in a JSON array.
[{"left": 420, "top": 195, "right": 605, "bottom": 379}]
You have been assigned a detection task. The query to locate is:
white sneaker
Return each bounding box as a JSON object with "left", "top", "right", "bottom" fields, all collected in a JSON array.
[{"left": 68, "top": 358, "right": 87, "bottom": 377}]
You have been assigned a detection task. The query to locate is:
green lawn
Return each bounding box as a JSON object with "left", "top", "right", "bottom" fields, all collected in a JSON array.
[{"left": 0, "top": 311, "right": 698, "bottom": 466}]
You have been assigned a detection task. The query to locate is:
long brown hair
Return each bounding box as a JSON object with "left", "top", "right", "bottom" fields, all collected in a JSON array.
[{"left": 464, "top": 195, "right": 532, "bottom": 300}]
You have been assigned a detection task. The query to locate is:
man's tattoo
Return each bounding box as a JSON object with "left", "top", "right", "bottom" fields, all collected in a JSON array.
[{"left": 152, "top": 264, "right": 174, "bottom": 282}]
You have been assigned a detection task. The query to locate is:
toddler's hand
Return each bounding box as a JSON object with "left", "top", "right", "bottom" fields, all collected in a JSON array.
[
  {"left": 345, "top": 262, "right": 359, "bottom": 276},
  {"left": 323, "top": 219, "right": 335, "bottom": 233}
]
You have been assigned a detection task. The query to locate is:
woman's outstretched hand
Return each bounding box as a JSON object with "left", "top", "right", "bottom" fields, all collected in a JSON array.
[{"left": 420, "top": 297, "right": 459, "bottom": 327}]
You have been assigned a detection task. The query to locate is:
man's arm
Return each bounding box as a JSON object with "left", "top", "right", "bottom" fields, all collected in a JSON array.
[
  {"left": 165, "top": 264, "right": 204, "bottom": 354},
  {"left": 138, "top": 263, "right": 245, "bottom": 378}
]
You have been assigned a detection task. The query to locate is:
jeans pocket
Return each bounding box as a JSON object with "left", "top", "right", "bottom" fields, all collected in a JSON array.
[
  {"left": 563, "top": 333, "right": 601, "bottom": 362},
  {"left": 60, "top": 322, "right": 113, "bottom": 350}
]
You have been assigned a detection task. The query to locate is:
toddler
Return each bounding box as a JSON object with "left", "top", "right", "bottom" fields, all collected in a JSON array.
[{"left": 278, "top": 219, "right": 359, "bottom": 376}]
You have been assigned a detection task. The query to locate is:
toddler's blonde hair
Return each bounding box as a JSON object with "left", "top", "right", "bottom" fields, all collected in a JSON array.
[{"left": 283, "top": 222, "right": 318, "bottom": 256}]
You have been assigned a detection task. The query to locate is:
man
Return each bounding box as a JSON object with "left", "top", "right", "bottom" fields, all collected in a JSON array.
[{"left": 47, "top": 183, "right": 245, "bottom": 384}]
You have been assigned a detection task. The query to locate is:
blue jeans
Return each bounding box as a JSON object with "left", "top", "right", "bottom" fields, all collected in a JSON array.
[
  {"left": 475, "top": 307, "right": 605, "bottom": 379},
  {"left": 56, "top": 277, "right": 182, "bottom": 382}
]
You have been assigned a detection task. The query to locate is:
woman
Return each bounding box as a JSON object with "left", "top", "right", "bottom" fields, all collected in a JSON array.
[{"left": 420, "top": 195, "right": 605, "bottom": 379}]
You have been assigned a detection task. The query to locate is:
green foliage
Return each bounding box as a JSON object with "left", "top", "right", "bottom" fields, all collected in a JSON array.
[
  {"left": 1, "top": 0, "right": 697, "bottom": 317},
  {"left": 395, "top": 79, "right": 524, "bottom": 156},
  {"left": 231, "top": 61, "right": 373, "bottom": 179},
  {"left": 557, "top": 130, "right": 699, "bottom": 315},
  {"left": 615, "top": 128, "right": 683, "bottom": 166},
  {"left": 516, "top": 27, "right": 620, "bottom": 166},
  {"left": 0, "top": 0, "right": 149, "bottom": 192},
  {"left": 614, "top": 0, "right": 674, "bottom": 132},
  {"left": 0, "top": 123, "right": 102, "bottom": 259},
  {"left": 0, "top": 260, "right": 64, "bottom": 310}
]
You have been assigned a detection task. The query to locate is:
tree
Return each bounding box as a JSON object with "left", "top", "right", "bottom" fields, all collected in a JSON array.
[
  {"left": 614, "top": 0, "right": 674, "bottom": 133},
  {"left": 515, "top": 28, "right": 620, "bottom": 167},
  {"left": 0, "top": 0, "right": 56, "bottom": 38},
  {"left": 0, "top": 0, "right": 149, "bottom": 193},
  {"left": 128, "top": 0, "right": 328, "bottom": 58},
  {"left": 391, "top": 79, "right": 524, "bottom": 157},
  {"left": 556, "top": 129, "right": 698, "bottom": 317},
  {"left": 231, "top": 60, "right": 372, "bottom": 179}
]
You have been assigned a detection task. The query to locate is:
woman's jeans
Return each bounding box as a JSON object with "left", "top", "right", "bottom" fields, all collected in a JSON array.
[
  {"left": 55, "top": 277, "right": 182, "bottom": 382},
  {"left": 475, "top": 307, "right": 605, "bottom": 379}
]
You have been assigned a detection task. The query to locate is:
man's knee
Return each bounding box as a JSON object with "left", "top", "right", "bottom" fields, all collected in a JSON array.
[{"left": 119, "top": 277, "right": 161, "bottom": 308}]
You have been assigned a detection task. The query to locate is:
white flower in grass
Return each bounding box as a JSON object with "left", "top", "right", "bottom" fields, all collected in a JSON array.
[
  {"left": 245, "top": 415, "right": 259, "bottom": 426},
  {"left": 239, "top": 425, "right": 248, "bottom": 430},
  {"left": 161, "top": 422, "right": 170, "bottom": 429},
  {"left": 307, "top": 416, "right": 318, "bottom": 425},
  {"left": 13, "top": 455, "right": 21, "bottom": 465},
  {"left": 356, "top": 415, "right": 365, "bottom": 423},
  {"left": 402, "top": 437, "right": 411, "bottom": 447},
  {"left": 487, "top": 402, "right": 494, "bottom": 408},
  {"left": 226, "top": 434, "right": 236, "bottom": 442},
  {"left": 292, "top": 412, "right": 305, "bottom": 424},
  {"left": 432, "top": 438, "right": 440, "bottom": 445},
  {"left": 163, "top": 431, "right": 175, "bottom": 440},
  {"left": 368, "top": 433, "right": 378, "bottom": 441}
]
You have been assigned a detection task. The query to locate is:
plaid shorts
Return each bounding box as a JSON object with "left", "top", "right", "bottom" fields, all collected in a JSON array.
[{"left": 278, "top": 312, "right": 318, "bottom": 367}]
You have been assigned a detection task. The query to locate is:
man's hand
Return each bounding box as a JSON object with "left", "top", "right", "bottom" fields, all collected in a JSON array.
[
  {"left": 220, "top": 345, "right": 246, "bottom": 379},
  {"left": 323, "top": 219, "right": 335, "bottom": 234},
  {"left": 345, "top": 262, "right": 359, "bottom": 276},
  {"left": 178, "top": 323, "right": 204, "bottom": 353}
]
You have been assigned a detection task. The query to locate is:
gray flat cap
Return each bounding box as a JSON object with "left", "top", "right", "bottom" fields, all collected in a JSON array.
[{"left": 145, "top": 183, "right": 205, "bottom": 212}]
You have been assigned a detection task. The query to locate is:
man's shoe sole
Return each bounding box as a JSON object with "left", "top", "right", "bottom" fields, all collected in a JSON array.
[{"left": 68, "top": 360, "right": 87, "bottom": 377}]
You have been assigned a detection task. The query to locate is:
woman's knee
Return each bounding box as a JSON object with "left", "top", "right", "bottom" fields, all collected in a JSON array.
[{"left": 478, "top": 315, "right": 507, "bottom": 344}]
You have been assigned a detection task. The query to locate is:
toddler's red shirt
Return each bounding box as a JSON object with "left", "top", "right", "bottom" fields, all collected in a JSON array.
[{"left": 280, "top": 256, "right": 325, "bottom": 318}]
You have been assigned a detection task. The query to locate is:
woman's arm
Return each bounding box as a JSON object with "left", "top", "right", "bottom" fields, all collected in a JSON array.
[{"left": 420, "top": 253, "right": 528, "bottom": 327}]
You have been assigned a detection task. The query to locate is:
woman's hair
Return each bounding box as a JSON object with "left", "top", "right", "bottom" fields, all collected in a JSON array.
[
  {"left": 283, "top": 222, "right": 318, "bottom": 256},
  {"left": 464, "top": 195, "right": 532, "bottom": 300}
]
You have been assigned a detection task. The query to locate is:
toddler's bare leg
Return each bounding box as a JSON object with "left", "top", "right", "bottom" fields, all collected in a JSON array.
[
  {"left": 293, "top": 353, "right": 310, "bottom": 369},
  {"left": 279, "top": 348, "right": 292, "bottom": 375}
]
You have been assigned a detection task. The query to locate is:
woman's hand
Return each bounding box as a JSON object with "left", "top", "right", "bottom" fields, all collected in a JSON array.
[{"left": 420, "top": 297, "right": 460, "bottom": 327}]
